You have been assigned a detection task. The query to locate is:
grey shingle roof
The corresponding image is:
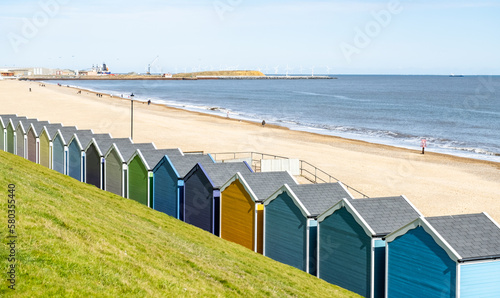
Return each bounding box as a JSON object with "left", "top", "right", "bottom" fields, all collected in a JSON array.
[
  {"left": 114, "top": 143, "right": 156, "bottom": 163},
  {"left": 139, "top": 148, "right": 183, "bottom": 170},
  {"left": 94, "top": 138, "right": 132, "bottom": 156},
  {"left": 200, "top": 162, "right": 253, "bottom": 188},
  {"left": 350, "top": 196, "right": 421, "bottom": 236},
  {"left": 17, "top": 118, "right": 47, "bottom": 133},
  {"left": 427, "top": 213, "right": 500, "bottom": 260},
  {"left": 55, "top": 127, "right": 79, "bottom": 144},
  {"left": 41, "top": 123, "right": 64, "bottom": 139},
  {"left": 167, "top": 154, "right": 215, "bottom": 178},
  {"left": 74, "top": 132, "right": 107, "bottom": 150},
  {"left": 288, "top": 183, "right": 351, "bottom": 217},
  {"left": 4, "top": 116, "right": 28, "bottom": 129},
  {"left": 241, "top": 171, "right": 297, "bottom": 202},
  {"left": 29, "top": 121, "right": 53, "bottom": 136},
  {"left": 0, "top": 114, "right": 19, "bottom": 127}
]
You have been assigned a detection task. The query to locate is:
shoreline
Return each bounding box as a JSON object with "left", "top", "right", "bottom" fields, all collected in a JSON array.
[
  {"left": 49, "top": 79, "right": 500, "bottom": 163},
  {"left": 1, "top": 79, "right": 499, "bottom": 223}
]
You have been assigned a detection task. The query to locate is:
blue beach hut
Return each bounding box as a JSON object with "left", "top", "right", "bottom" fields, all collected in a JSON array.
[
  {"left": 104, "top": 142, "right": 156, "bottom": 197},
  {"left": 127, "top": 148, "right": 183, "bottom": 207},
  {"left": 85, "top": 136, "right": 132, "bottom": 189},
  {"left": 52, "top": 127, "right": 79, "bottom": 175},
  {"left": 385, "top": 212, "right": 500, "bottom": 297},
  {"left": 316, "top": 196, "right": 421, "bottom": 298},
  {"left": 66, "top": 130, "right": 104, "bottom": 182},
  {"left": 152, "top": 153, "right": 215, "bottom": 219},
  {"left": 263, "top": 182, "right": 354, "bottom": 275},
  {"left": 183, "top": 162, "right": 253, "bottom": 236}
]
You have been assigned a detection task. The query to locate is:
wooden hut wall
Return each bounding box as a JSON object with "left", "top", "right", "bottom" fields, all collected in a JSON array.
[
  {"left": 0, "top": 128, "right": 4, "bottom": 151},
  {"left": 39, "top": 132, "right": 50, "bottom": 168},
  {"left": 85, "top": 144, "right": 101, "bottom": 188},
  {"left": 68, "top": 140, "right": 82, "bottom": 181},
  {"left": 264, "top": 192, "right": 308, "bottom": 272},
  {"left": 27, "top": 129, "right": 37, "bottom": 163},
  {"left": 6, "top": 124, "right": 15, "bottom": 154},
  {"left": 153, "top": 158, "right": 179, "bottom": 218},
  {"left": 387, "top": 226, "right": 456, "bottom": 297},
  {"left": 460, "top": 261, "right": 500, "bottom": 296},
  {"left": 318, "top": 207, "right": 371, "bottom": 297},
  {"left": 128, "top": 155, "right": 149, "bottom": 206},
  {"left": 15, "top": 125, "right": 24, "bottom": 158},
  {"left": 105, "top": 148, "right": 123, "bottom": 196},
  {"left": 221, "top": 179, "right": 255, "bottom": 251},
  {"left": 52, "top": 135, "right": 65, "bottom": 174},
  {"left": 184, "top": 166, "right": 214, "bottom": 233}
]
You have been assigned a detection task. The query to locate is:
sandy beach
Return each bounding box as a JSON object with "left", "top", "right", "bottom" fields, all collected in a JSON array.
[{"left": 1, "top": 79, "right": 499, "bottom": 222}]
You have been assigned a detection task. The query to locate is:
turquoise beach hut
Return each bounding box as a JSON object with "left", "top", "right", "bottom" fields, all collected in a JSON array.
[
  {"left": 263, "top": 182, "right": 354, "bottom": 275},
  {"left": 52, "top": 127, "right": 79, "bottom": 175},
  {"left": 66, "top": 130, "right": 102, "bottom": 182},
  {"left": 316, "top": 196, "right": 421, "bottom": 298},
  {"left": 183, "top": 162, "right": 254, "bottom": 236},
  {"left": 127, "top": 148, "right": 183, "bottom": 207},
  {"left": 385, "top": 213, "right": 500, "bottom": 297},
  {"left": 104, "top": 142, "right": 156, "bottom": 197},
  {"left": 152, "top": 153, "right": 215, "bottom": 219},
  {"left": 85, "top": 136, "right": 131, "bottom": 189}
]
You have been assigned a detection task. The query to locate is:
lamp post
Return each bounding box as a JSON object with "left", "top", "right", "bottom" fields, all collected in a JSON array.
[{"left": 130, "top": 93, "right": 135, "bottom": 140}]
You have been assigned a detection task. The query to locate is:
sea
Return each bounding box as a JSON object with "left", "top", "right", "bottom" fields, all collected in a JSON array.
[{"left": 51, "top": 75, "right": 500, "bottom": 162}]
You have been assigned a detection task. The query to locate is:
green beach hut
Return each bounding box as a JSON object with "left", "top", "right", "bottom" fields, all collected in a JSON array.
[
  {"left": 127, "top": 148, "right": 183, "bottom": 207},
  {"left": 39, "top": 124, "right": 63, "bottom": 169},
  {"left": 5, "top": 116, "right": 27, "bottom": 155},
  {"left": 104, "top": 142, "right": 156, "bottom": 197},
  {"left": 0, "top": 114, "right": 18, "bottom": 151}
]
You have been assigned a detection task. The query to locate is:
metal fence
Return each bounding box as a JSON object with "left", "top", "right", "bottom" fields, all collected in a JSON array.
[{"left": 209, "top": 151, "right": 368, "bottom": 198}]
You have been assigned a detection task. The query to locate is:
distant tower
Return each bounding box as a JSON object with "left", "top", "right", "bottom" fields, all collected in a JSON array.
[{"left": 103, "top": 63, "right": 108, "bottom": 71}]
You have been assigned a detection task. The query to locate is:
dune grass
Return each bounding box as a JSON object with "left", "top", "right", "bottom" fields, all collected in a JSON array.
[{"left": 0, "top": 151, "right": 358, "bottom": 297}]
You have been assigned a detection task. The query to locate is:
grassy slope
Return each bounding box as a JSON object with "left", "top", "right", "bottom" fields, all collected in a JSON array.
[
  {"left": 173, "top": 70, "right": 265, "bottom": 78},
  {"left": 0, "top": 151, "right": 358, "bottom": 297}
]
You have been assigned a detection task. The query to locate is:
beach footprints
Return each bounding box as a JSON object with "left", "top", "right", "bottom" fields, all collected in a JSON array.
[
  {"left": 340, "top": 0, "right": 404, "bottom": 63},
  {"left": 213, "top": 0, "right": 244, "bottom": 21},
  {"left": 8, "top": 0, "right": 72, "bottom": 53}
]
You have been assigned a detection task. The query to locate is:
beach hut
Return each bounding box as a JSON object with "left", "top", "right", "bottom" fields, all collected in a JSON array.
[
  {"left": 38, "top": 124, "right": 63, "bottom": 168},
  {"left": 263, "top": 182, "right": 354, "bottom": 275},
  {"left": 316, "top": 196, "right": 421, "bottom": 298},
  {"left": 25, "top": 121, "right": 52, "bottom": 163},
  {"left": 104, "top": 142, "right": 156, "bottom": 197},
  {"left": 85, "top": 136, "right": 131, "bottom": 189},
  {"left": 16, "top": 118, "right": 48, "bottom": 159},
  {"left": 385, "top": 213, "right": 500, "bottom": 297},
  {"left": 127, "top": 148, "right": 183, "bottom": 207},
  {"left": 51, "top": 127, "right": 79, "bottom": 175},
  {"left": 152, "top": 153, "right": 215, "bottom": 219},
  {"left": 5, "top": 116, "right": 27, "bottom": 155},
  {"left": 66, "top": 131, "right": 105, "bottom": 182},
  {"left": 219, "top": 171, "right": 298, "bottom": 253},
  {"left": 183, "top": 162, "right": 253, "bottom": 236},
  {"left": 0, "top": 114, "right": 18, "bottom": 151}
]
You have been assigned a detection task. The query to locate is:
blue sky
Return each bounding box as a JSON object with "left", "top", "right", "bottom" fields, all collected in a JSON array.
[{"left": 1, "top": 0, "right": 499, "bottom": 74}]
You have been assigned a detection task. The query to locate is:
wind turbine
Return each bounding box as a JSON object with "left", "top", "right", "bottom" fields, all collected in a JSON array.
[
  {"left": 325, "top": 66, "right": 331, "bottom": 74},
  {"left": 311, "top": 66, "right": 315, "bottom": 77},
  {"left": 274, "top": 65, "right": 280, "bottom": 75},
  {"left": 285, "top": 64, "right": 291, "bottom": 77}
]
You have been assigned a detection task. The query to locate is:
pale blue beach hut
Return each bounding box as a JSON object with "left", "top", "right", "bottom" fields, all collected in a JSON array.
[
  {"left": 316, "top": 196, "right": 421, "bottom": 298},
  {"left": 385, "top": 213, "right": 500, "bottom": 297},
  {"left": 52, "top": 127, "right": 79, "bottom": 175}
]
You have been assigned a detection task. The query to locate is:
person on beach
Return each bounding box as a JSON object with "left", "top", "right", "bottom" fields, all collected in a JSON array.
[
  {"left": 262, "top": 120, "right": 266, "bottom": 126},
  {"left": 29, "top": 88, "right": 31, "bottom": 92},
  {"left": 148, "top": 99, "right": 151, "bottom": 105}
]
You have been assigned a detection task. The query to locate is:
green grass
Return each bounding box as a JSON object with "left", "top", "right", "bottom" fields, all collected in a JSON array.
[{"left": 0, "top": 151, "right": 359, "bottom": 297}]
